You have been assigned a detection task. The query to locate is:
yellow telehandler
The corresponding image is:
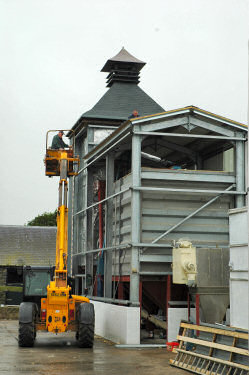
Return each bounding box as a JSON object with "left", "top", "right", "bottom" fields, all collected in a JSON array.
[{"left": 18, "top": 130, "right": 95, "bottom": 348}]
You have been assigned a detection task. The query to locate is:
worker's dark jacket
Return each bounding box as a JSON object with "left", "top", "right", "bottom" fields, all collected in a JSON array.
[
  {"left": 51, "top": 134, "right": 68, "bottom": 149},
  {"left": 128, "top": 114, "right": 139, "bottom": 119}
]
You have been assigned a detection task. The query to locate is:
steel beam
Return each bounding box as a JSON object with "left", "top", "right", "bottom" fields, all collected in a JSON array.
[
  {"left": 192, "top": 108, "right": 247, "bottom": 131},
  {"left": 133, "top": 242, "right": 172, "bottom": 248},
  {"left": 139, "top": 255, "right": 172, "bottom": 262},
  {"left": 139, "top": 116, "right": 189, "bottom": 132},
  {"left": 190, "top": 117, "right": 235, "bottom": 137},
  {"left": 88, "top": 125, "right": 117, "bottom": 129},
  {"left": 133, "top": 242, "right": 229, "bottom": 249},
  {"left": 73, "top": 187, "right": 130, "bottom": 217},
  {"left": 133, "top": 186, "right": 244, "bottom": 195},
  {"left": 144, "top": 137, "right": 197, "bottom": 158},
  {"left": 139, "top": 272, "right": 172, "bottom": 275},
  {"left": 71, "top": 243, "right": 131, "bottom": 256},
  {"left": 134, "top": 131, "right": 245, "bottom": 141},
  {"left": 141, "top": 170, "right": 236, "bottom": 184}
]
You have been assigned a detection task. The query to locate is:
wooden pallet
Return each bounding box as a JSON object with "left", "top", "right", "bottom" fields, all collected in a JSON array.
[{"left": 170, "top": 322, "right": 249, "bottom": 375}]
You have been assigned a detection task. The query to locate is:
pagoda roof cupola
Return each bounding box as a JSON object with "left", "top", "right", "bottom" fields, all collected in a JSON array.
[{"left": 101, "top": 47, "right": 146, "bottom": 87}]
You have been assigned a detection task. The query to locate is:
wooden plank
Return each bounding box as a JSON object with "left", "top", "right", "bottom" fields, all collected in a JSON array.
[
  {"left": 175, "top": 349, "right": 249, "bottom": 371},
  {"left": 180, "top": 322, "right": 249, "bottom": 340},
  {"left": 170, "top": 359, "right": 223, "bottom": 375},
  {"left": 177, "top": 335, "right": 249, "bottom": 356}
]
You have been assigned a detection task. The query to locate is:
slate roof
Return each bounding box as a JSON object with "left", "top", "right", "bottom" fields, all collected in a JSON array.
[
  {"left": 80, "top": 82, "right": 165, "bottom": 121},
  {"left": 0, "top": 226, "right": 56, "bottom": 266},
  {"left": 72, "top": 48, "right": 165, "bottom": 128}
]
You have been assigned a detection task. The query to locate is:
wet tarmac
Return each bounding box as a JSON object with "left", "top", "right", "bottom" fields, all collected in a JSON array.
[{"left": 0, "top": 320, "right": 185, "bottom": 375}]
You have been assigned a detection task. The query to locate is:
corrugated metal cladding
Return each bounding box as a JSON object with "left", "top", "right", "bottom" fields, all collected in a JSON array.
[
  {"left": 112, "top": 169, "right": 233, "bottom": 275},
  {"left": 0, "top": 226, "right": 56, "bottom": 266}
]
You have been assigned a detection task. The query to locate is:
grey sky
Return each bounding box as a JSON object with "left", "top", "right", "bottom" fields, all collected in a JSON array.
[{"left": 0, "top": 0, "right": 248, "bottom": 225}]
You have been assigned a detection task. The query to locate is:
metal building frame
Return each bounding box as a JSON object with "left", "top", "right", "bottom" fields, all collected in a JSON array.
[{"left": 68, "top": 107, "right": 247, "bottom": 307}]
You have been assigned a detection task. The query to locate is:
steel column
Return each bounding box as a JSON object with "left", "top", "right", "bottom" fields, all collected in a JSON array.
[
  {"left": 130, "top": 129, "right": 141, "bottom": 305},
  {"left": 98, "top": 181, "right": 105, "bottom": 249},
  {"left": 67, "top": 175, "right": 74, "bottom": 275},
  {"left": 86, "top": 169, "right": 94, "bottom": 294},
  {"left": 85, "top": 127, "right": 94, "bottom": 293},
  {"left": 71, "top": 133, "right": 83, "bottom": 276},
  {"left": 104, "top": 154, "right": 114, "bottom": 298}
]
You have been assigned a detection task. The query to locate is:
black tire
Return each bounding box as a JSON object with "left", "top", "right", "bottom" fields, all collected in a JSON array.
[
  {"left": 78, "top": 322, "right": 94, "bottom": 348},
  {"left": 77, "top": 302, "right": 95, "bottom": 348},
  {"left": 18, "top": 323, "right": 35, "bottom": 347}
]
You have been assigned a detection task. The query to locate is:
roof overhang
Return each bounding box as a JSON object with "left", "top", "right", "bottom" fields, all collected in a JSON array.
[
  {"left": 130, "top": 106, "right": 247, "bottom": 131},
  {"left": 84, "top": 105, "right": 247, "bottom": 162}
]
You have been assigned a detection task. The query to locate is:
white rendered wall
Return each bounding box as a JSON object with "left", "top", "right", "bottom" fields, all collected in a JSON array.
[
  {"left": 168, "top": 308, "right": 196, "bottom": 342},
  {"left": 91, "top": 301, "right": 140, "bottom": 344}
]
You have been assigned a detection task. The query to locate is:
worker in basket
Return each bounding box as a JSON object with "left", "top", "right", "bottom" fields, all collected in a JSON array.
[{"left": 51, "top": 130, "right": 70, "bottom": 150}]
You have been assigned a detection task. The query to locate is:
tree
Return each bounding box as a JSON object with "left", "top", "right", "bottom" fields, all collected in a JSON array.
[{"left": 27, "top": 210, "right": 57, "bottom": 226}]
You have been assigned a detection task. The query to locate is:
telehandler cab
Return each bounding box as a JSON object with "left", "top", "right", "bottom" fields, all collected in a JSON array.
[{"left": 18, "top": 130, "right": 95, "bottom": 348}]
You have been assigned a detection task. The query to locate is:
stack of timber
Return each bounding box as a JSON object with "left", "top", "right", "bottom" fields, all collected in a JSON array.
[{"left": 170, "top": 322, "right": 249, "bottom": 375}]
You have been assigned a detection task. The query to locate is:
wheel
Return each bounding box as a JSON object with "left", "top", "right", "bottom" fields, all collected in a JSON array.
[
  {"left": 78, "top": 322, "right": 94, "bottom": 348},
  {"left": 18, "top": 323, "right": 35, "bottom": 347},
  {"left": 18, "top": 302, "right": 37, "bottom": 347},
  {"left": 77, "top": 302, "right": 95, "bottom": 348}
]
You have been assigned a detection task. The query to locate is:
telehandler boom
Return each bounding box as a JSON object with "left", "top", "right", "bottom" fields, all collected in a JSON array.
[{"left": 18, "top": 130, "right": 95, "bottom": 347}]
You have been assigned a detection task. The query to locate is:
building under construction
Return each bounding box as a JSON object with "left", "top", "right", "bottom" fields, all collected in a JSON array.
[{"left": 67, "top": 48, "right": 247, "bottom": 341}]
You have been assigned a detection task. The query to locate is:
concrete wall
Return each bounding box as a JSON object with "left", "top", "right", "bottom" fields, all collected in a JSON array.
[
  {"left": 91, "top": 301, "right": 140, "bottom": 344},
  {"left": 0, "top": 300, "right": 140, "bottom": 345}
]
